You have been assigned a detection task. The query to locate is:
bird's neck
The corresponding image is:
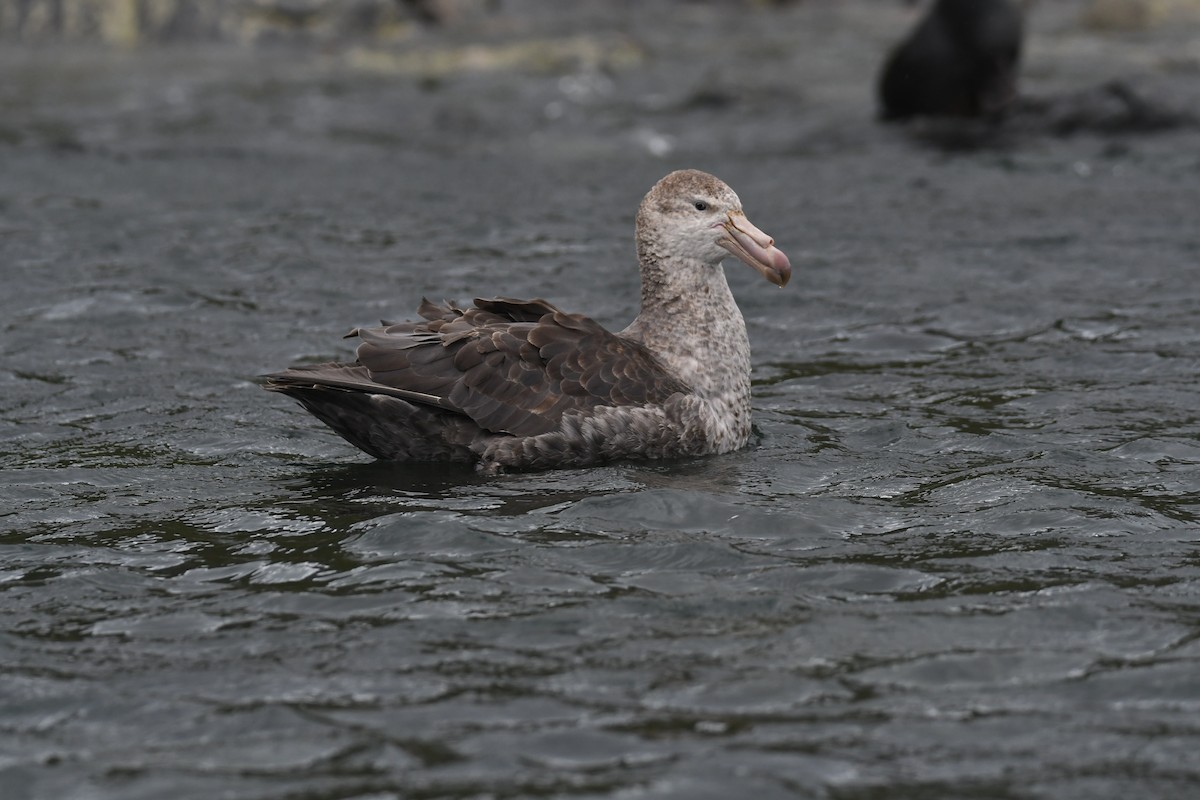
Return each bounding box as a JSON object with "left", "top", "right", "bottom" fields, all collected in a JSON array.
[{"left": 623, "top": 253, "right": 752, "bottom": 403}]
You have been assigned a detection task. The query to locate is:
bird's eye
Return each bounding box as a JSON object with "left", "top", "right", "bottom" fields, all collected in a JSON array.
[{"left": 693, "top": 201, "right": 709, "bottom": 211}]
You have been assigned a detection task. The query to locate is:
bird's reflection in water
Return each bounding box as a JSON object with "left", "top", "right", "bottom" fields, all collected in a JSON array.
[{"left": 275, "top": 448, "right": 773, "bottom": 539}]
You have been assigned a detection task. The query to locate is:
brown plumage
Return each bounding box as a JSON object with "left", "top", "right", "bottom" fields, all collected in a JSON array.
[{"left": 265, "top": 170, "right": 791, "bottom": 473}]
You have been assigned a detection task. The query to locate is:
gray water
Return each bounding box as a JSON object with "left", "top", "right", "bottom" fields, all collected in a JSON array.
[{"left": 3, "top": 3, "right": 1200, "bottom": 798}]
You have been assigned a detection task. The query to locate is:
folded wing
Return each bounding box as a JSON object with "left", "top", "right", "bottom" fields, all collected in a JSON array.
[{"left": 267, "top": 297, "right": 690, "bottom": 438}]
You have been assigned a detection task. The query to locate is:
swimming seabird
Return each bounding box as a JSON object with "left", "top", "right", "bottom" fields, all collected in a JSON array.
[{"left": 264, "top": 169, "right": 791, "bottom": 473}]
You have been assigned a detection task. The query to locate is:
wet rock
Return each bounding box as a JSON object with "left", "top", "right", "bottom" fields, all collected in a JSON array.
[
  {"left": 1014, "top": 79, "right": 1199, "bottom": 135},
  {"left": 892, "top": 78, "right": 1197, "bottom": 153}
]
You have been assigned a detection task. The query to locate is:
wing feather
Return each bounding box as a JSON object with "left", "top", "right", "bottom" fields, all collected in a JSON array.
[{"left": 273, "top": 296, "right": 690, "bottom": 438}]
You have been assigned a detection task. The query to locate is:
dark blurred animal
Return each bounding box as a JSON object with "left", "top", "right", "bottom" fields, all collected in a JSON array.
[{"left": 879, "top": 0, "right": 1024, "bottom": 121}]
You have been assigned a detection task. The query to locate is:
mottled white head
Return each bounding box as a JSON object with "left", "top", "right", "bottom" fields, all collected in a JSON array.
[{"left": 635, "top": 169, "right": 791, "bottom": 287}]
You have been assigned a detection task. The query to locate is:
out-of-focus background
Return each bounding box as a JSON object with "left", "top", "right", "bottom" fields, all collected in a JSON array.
[
  {"left": 2, "top": 2, "right": 1200, "bottom": 799},
  {"left": 3, "top": 0, "right": 1200, "bottom": 43}
]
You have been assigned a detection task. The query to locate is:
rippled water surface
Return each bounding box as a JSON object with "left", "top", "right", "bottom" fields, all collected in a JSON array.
[{"left": 3, "top": 3, "right": 1200, "bottom": 798}]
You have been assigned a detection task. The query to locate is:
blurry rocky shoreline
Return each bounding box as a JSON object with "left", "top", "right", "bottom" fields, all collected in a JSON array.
[
  {"left": 0, "top": 0, "right": 500, "bottom": 46},
  {"left": 1, "top": 0, "right": 1197, "bottom": 156},
  {"left": 4, "top": 0, "right": 1200, "bottom": 47}
]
